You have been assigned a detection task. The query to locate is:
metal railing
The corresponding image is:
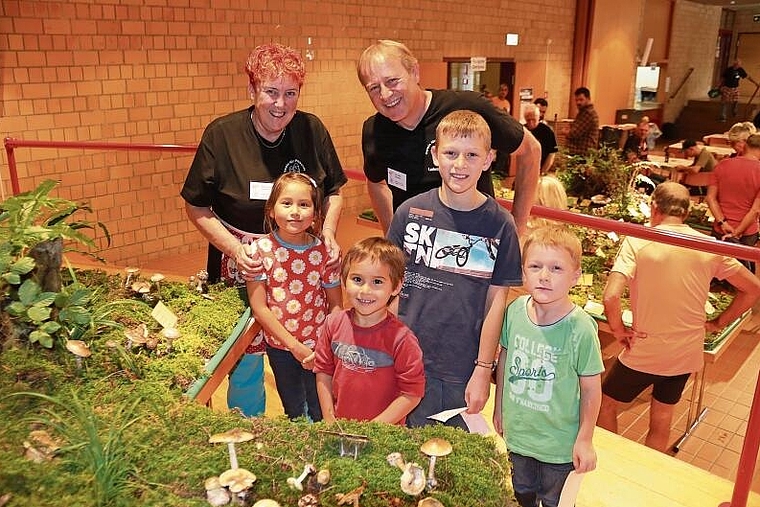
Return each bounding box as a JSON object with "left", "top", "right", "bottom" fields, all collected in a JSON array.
[{"left": 4, "top": 137, "right": 759, "bottom": 507}]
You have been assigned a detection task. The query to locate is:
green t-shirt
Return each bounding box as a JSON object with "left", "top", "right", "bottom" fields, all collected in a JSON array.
[{"left": 500, "top": 295, "right": 604, "bottom": 463}]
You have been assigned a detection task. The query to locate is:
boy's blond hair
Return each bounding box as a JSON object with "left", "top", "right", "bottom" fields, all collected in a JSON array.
[
  {"left": 523, "top": 225, "right": 582, "bottom": 270},
  {"left": 341, "top": 237, "right": 406, "bottom": 289},
  {"left": 435, "top": 110, "right": 492, "bottom": 151}
]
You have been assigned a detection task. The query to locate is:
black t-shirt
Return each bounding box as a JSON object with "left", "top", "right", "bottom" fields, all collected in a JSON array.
[
  {"left": 527, "top": 122, "right": 558, "bottom": 166},
  {"left": 362, "top": 89, "right": 525, "bottom": 210},
  {"left": 181, "top": 107, "right": 346, "bottom": 281},
  {"left": 722, "top": 66, "right": 747, "bottom": 88}
]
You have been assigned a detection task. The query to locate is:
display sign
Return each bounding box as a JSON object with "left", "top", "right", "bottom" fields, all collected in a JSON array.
[{"left": 470, "top": 56, "right": 487, "bottom": 72}]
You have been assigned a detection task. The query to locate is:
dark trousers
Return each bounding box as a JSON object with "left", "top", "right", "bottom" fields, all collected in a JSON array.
[{"left": 266, "top": 345, "right": 322, "bottom": 422}]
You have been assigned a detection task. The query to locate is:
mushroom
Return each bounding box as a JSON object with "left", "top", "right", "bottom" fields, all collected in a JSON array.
[
  {"left": 252, "top": 501, "right": 281, "bottom": 507},
  {"left": 418, "top": 498, "right": 444, "bottom": 507},
  {"left": 124, "top": 266, "right": 140, "bottom": 288},
  {"left": 150, "top": 273, "right": 165, "bottom": 293},
  {"left": 195, "top": 269, "right": 209, "bottom": 293},
  {"left": 298, "top": 494, "right": 319, "bottom": 507},
  {"left": 65, "top": 339, "right": 91, "bottom": 369},
  {"left": 419, "top": 438, "right": 452, "bottom": 491},
  {"left": 162, "top": 327, "right": 180, "bottom": 353},
  {"left": 219, "top": 468, "right": 256, "bottom": 502},
  {"left": 335, "top": 481, "right": 366, "bottom": 507},
  {"left": 205, "top": 476, "right": 231, "bottom": 507},
  {"left": 387, "top": 452, "right": 425, "bottom": 496},
  {"left": 287, "top": 463, "right": 316, "bottom": 491},
  {"left": 316, "top": 468, "right": 331, "bottom": 487},
  {"left": 208, "top": 428, "right": 254, "bottom": 470}
]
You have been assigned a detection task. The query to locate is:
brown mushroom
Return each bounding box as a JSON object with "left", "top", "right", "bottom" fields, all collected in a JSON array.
[
  {"left": 209, "top": 428, "right": 254, "bottom": 470},
  {"left": 419, "top": 438, "right": 452, "bottom": 491},
  {"left": 150, "top": 273, "right": 165, "bottom": 292},
  {"left": 65, "top": 339, "right": 91, "bottom": 369},
  {"left": 124, "top": 266, "right": 140, "bottom": 288},
  {"left": 131, "top": 281, "right": 151, "bottom": 295},
  {"left": 161, "top": 327, "right": 180, "bottom": 353},
  {"left": 418, "top": 498, "right": 444, "bottom": 507}
]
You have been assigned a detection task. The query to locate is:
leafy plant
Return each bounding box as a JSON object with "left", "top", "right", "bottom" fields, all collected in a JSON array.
[
  {"left": 0, "top": 180, "right": 112, "bottom": 347},
  {"left": 555, "top": 146, "right": 635, "bottom": 205}
]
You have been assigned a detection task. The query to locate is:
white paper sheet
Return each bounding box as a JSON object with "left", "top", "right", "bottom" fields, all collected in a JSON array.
[
  {"left": 427, "top": 407, "right": 491, "bottom": 435},
  {"left": 558, "top": 471, "right": 584, "bottom": 507}
]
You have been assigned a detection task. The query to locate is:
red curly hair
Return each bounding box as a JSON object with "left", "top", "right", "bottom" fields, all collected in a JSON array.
[{"left": 245, "top": 43, "right": 305, "bottom": 95}]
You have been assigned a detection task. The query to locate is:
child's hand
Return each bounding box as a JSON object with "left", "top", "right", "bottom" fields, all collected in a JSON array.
[
  {"left": 572, "top": 439, "right": 597, "bottom": 473},
  {"left": 291, "top": 343, "right": 314, "bottom": 366},
  {"left": 465, "top": 367, "right": 491, "bottom": 413},
  {"left": 301, "top": 351, "right": 316, "bottom": 371},
  {"left": 492, "top": 411, "right": 503, "bottom": 437}
]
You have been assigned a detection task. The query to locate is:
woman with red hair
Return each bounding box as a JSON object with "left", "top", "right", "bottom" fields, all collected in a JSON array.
[{"left": 181, "top": 43, "right": 346, "bottom": 418}]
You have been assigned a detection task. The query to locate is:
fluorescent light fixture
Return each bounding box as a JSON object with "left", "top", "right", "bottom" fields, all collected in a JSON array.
[{"left": 506, "top": 33, "right": 519, "bottom": 46}]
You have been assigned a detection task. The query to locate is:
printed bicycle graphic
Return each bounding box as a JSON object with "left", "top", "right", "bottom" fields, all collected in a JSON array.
[{"left": 434, "top": 235, "right": 497, "bottom": 267}]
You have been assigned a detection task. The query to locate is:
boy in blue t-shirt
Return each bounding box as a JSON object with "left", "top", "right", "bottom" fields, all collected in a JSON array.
[
  {"left": 387, "top": 110, "right": 523, "bottom": 429},
  {"left": 494, "top": 226, "right": 604, "bottom": 507}
]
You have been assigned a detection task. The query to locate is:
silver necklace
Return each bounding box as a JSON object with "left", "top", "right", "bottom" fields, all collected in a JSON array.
[{"left": 252, "top": 111, "right": 286, "bottom": 149}]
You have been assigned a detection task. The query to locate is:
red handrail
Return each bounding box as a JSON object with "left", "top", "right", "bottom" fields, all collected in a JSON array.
[
  {"left": 4, "top": 137, "right": 197, "bottom": 195},
  {"left": 5, "top": 138, "right": 760, "bottom": 507}
]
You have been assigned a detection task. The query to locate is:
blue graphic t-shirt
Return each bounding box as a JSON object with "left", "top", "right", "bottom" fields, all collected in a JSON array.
[
  {"left": 500, "top": 295, "right": 604, "bottom": 463},
  {"left": 387, "top": 189, "right": 522, "bottom": 382}
]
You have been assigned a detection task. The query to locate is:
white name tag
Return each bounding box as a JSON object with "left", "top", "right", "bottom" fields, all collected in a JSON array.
[
  {"left": 249, "top": 181, "right": 274, "bottom": 200},
  {"left": 387, "top": 168, "right": 407, "bottom": 191}
]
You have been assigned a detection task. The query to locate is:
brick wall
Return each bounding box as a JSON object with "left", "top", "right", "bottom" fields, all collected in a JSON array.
[{"left": 0, "top": 0, "right": 578, "bottom": 265}]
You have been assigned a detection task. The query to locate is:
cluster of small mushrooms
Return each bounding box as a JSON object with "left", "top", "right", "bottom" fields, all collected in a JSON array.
[
  {"left": 203, "top": 430, "right": 452, "bottom": 506},
  {"left": 205, "top": 428, "right": 336, "bottom": 507},
  {"left": 386, "top": 438, "right": 452, "bottom": 504}
]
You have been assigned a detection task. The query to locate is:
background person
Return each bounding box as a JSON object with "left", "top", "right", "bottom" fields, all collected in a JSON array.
[
  {"left": 181, "top": 43, "right": 347, "bottom": 417},
  {"left": 533, "top": 97, "right": 549, "bottom": 123},
  {"left": 357, "top": 39, "right": 540, "bottom": 236},
  {"left": 598, "top": 182, "right": 760, "bottom": 452},
  {"left": 495, "top": 225, "right": 603, "bottom": 507},
  {"left": 315, "top": 237, "right": 425, "bottom": 425},
  {"left": 705, "top": 125, "right": 760, "bottom": 272},
  {"left": 674, "top": 139, "right": 717, "bottom": 175},
  {"left": 718, "top": 59, "right": 758, "bottom": 121},
  {"left": 247, "top": 173, "right": 343, "bottom": 421},
  {"left": 566, "top": 87, "right": 599, "bottom": 156},
  {"left": 622, "top": 120, "right": 650, "bottom": 163},
  {"left": 387, "top": 110, "right": 523, "bottom": 429},
  {"left": 491, "top": 82, "right": 512, "bottom": 114},
  {"left": 524, "top": 104, "right": 558, "bottom": 174}
]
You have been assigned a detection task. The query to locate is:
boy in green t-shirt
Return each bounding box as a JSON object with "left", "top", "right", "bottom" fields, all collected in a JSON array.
[{"left": 494, "top": 226, "right": 604, "bottom": 507}]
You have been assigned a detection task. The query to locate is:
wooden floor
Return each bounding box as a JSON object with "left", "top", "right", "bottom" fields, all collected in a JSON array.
[{"left": 69, "top": 213, "right": 760, "bottom": 507}]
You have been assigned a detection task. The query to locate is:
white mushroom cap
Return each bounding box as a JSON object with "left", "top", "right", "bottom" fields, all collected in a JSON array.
[
  {"left": 65, "top": 340, "right": 91, "bottom": 358},
  {"left": 252, "top": 501, "right": 281, "bottom": 507},
  {"left": 150, "top": 273, "right": 165, "bottom": 282},
  {"left": 418, "top": 497, "right": 445, "bottom": 507},
  {"left": 162, "top": 327, "right": 181, "bottom": 340},
  {"left": 208, "top": 428, "right": 255, "bottom": 444},
  {"left": 124, "top": 328, "right": 148, "bottom": 346},
  {"left": 420, "top": 438, "right": 452, "bottom": 457},
  {"left": 219, "top": 468, "right": 256, "bottom": 493},
  {"left": 400, "top": 462, "right": 426, "bottom": 496},
  {"left": 204, "top": 476, "right": 222, "bottom": 491},
  {"left": 125, "top": 267, "right": 140, "bottom": 274}
]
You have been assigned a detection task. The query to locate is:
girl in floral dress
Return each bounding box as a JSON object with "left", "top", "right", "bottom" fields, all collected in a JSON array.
[{"left": 247, "top": 172, "right": 343, "bottom": 420}]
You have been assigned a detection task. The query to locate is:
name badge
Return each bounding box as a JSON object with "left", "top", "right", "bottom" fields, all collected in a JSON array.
[
  {"left": 387, "top": 168, "right": 407, "bottom": 191},
  {"left": 249, "top": 181, "right": 274, "bottom": 200}
]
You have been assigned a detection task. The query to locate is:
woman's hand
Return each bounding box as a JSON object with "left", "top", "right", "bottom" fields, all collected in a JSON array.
[
  {"left": 322, "top": 228, "right": 341, "bottom": 268},
  {"left": 235, "top": 243, "right": 263, "bottom": 281}
]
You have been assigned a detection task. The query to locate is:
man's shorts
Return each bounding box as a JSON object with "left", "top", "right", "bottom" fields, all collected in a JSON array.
[
  {"left": 721, "top": 86, "right": 739, "bottom": 102},
  {"left": 602, "top": 359, "right": 691, "bottom": 405}
]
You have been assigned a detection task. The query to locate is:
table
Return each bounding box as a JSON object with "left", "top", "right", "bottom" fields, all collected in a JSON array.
[
  {"left": 590, "top": 309, "right": 753, "bottom": 452},
  {"left": 636, "top": 154, "right": 684, "bottom": 180},
  {"left": 669, "top": 141, "right": 734, "bottom": 159},
  {"left": 702, "top": 133, "right": 730, "bottom": 147}
]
